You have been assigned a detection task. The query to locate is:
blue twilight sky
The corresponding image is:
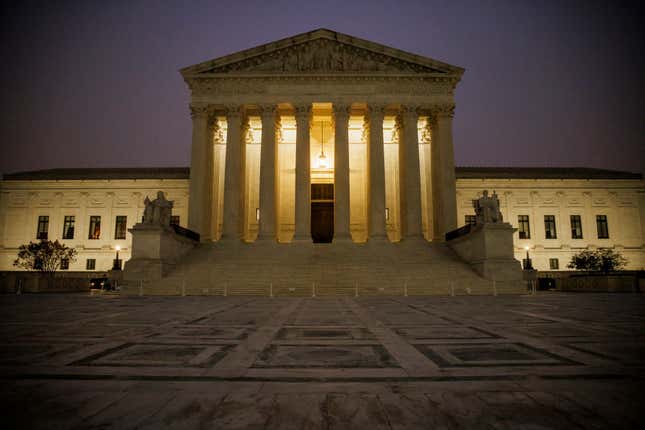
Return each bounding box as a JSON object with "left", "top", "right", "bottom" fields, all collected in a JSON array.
[{"left": 1, "top": 0, "right": 643, "bottom": 175}]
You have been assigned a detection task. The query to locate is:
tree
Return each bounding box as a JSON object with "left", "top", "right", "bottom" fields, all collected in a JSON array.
[
  {"left": 13, "top": 240, "right": 78, "bottom": 275},
  {"left": 567, "top": 249, "right": 627, "bottom": 273}
]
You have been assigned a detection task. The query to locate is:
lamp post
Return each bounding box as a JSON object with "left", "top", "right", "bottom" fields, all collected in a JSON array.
[
  {"left": 112, "top": 245, "right": 122, "bottom": 270},
  {"left": 523, "top": 245, "right": 533, "bottom": 270}
]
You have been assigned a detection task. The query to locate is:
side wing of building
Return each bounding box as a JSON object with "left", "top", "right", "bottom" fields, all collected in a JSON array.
[
  {"left": 0, "top": 169, "right": 190, "bottom": 272},
  {"left": 455, "top": 167, "right": 645, "bottom": 271}
]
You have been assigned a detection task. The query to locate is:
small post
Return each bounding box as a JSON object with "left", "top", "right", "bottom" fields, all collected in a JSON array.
[
  {"left": 312, "top": 282, "right": 316, "bottom": 298},
  {"left": 181, "top": 279, "right": 186, "bottom": 297},
  {"left": 450, "top": 281, "right": 455, "bottom": 297},
  {"left": 16, "top": 279, "right": 22, "bottom": 295},
  {"left": 404, "top": 280, "right": 408, "bottom": 297},
  {"left": 355, "top": 281, "right": 358, "bottom": 297},
  {"left": 224, "top": 282, "right": 228, "bottom": 297},
  {"left": 269, "top": 282, "right": 273, "bottom": 298},
  {"left": 493, "top": 280, "right": 498, "bottom": 296},
  {"left": 139, "top": 280, "right": 143, "bottom": 297}
]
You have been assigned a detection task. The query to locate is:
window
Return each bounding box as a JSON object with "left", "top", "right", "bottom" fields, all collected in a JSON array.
[
  {"left": 86, "top": 259, "right": 96, "bottom": 270},
  {"left": 60, "top": 258, "right": 69, "bottom": 270},
  {"left": 549, "top": 258, "right": 559, "bottom": 270},
  {"left": 465, "top": 215, "right": 476, "bottom": 226},
  {"left": 596, "top": 215, "right": 609, "bottom": 239},
  {"left": 544, "top": 215, "right": 557, "bottom": 239},
  {"left": 62, "top": 216, "right": 75, "bottom": 239},
  {"left": 36, "top": 216, "right": 49, "bottom": 240},
  {"left": 170, "top": 215, "right": 180, "bottom": 226},
  {"left": 518, "top": 215, "right": 530, "bottom": 239},
  {"left": 114, "top": 216, "right": 127, "bottom": 240},
  {"left": 88, "top": 216, "right": 101, "bottom": 239},
  {"left": 570, "top": 215, "right": 583, "bottom": 239}
]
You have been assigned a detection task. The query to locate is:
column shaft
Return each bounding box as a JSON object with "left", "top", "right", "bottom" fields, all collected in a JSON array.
[
  {"left": 333, "top": 104, "right": 351, "bottom": 241},
  {"left": 221, "top": 106, "right": 244, "bottom": 240},
  {"left": 293, "top": 104, "right": 312, "bottom": 241},
  {"left": 367, "top": 105, "right": 387, "bottom": 239},
  {"left": 257, "top": 105, "right": 278, "bottom": 240},
  {"left": 430, "top": 105, "right": 458, "bottom": 240},
  {"left": 187, "top": 105, "right": 212, "bottom": 241},
  {"left": 400, "top": 107, "right": 423, "bottom": 238}
]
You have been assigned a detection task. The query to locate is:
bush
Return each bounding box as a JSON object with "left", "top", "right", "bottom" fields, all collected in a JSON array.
[{"left": 567, "top": 249, "right": 627, "bottom": 273}]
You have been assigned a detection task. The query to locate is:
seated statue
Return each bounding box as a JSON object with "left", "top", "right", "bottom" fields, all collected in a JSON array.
[
  {"left": 473, "top": 190, "right": 503, "bottom": 224},
  {"left": 142, "top": 191, "right": 174, "bottom": 227}
]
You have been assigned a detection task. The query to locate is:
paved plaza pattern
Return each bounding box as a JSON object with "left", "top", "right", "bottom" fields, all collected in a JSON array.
[{"left": 0, "top": 293, "right": 644, "bottom": 429}]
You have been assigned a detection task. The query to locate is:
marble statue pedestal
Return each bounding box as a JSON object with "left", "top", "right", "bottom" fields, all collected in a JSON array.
[
  {"left": 123, "top": 224, "right": 197, "bottom": 282},
  {"left": 447, "top": 223, "right": 522, "bottom": 282}
]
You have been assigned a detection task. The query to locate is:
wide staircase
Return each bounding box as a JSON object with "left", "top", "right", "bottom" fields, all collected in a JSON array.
[{"left": 120, "top": 239, "right": 525, "bottom": 296}]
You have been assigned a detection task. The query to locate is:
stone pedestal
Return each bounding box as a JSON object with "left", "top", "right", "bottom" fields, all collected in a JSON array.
[
  {"left": 447, "top": 223, "right": 522, "bottom": 281},
  {"left": 123, "top": 224, "right": 197, "bottom": 282}
]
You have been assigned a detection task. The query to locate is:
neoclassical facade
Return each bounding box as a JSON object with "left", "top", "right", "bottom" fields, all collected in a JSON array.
[
  {"left": 0, "top": 30, "right": 643, "bottom": 286},
  {"left": 181, "top": 29, "right": 463, "bottom": 245}
]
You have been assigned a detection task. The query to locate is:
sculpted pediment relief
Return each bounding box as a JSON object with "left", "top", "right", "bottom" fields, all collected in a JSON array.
[
  {"left": 182, "top": 29, "right": 464, "bottom": 76},
  {"left": 204, "top": 39, "right": 442, "bottom": 74}
]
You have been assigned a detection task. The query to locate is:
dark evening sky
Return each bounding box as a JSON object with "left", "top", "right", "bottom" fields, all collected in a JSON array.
[{"left": 1, "top": 0, "right": 643, "bottom": 176}]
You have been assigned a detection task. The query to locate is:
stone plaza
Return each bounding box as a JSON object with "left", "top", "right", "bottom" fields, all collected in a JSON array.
[{"left": 1, "top": 293, "right": 643, "bottom": 429}]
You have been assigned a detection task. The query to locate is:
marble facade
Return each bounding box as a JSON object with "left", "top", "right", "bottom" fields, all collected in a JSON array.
[
  {"left": 181, "top": 29, "right": 462, "bottom": 245},
  {"left": 0, "top": 30, "right": 643, "bottom": 278}
]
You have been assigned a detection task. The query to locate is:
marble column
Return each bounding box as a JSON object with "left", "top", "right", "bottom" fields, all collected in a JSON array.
[
  {"left": 430, "top": 104, "right": 458, "bottom": 240},
  {"left": 187, "top": 104, "right": 212, "bottom": 241},
  {"left": 257, "top": 104, "right": 278, "bottom": 241},
  {"left": 367, "top": 105, "right": 387, "bottom": 240},
  {"left": 400, "top": 106, "right": 423, "bottom": 239},
  {"left": 221, "top": 106, "right": 244, "bottom": 241},
  {"left": 293, "top": 104, "right": 312, "bottom": 241},
  {"left": 333, "top": 103, "right": 351, "bottom": 241}
]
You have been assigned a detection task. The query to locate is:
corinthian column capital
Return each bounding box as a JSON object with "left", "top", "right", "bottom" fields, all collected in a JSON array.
[
  {"left": 225, "top": 105, "right": 243, "bottom": 119},
  {"left": 189, "top": 104, "right": 209, "bottom": 119},
  {"left": 400, "top": 104, "right": 419, "bottom": 123},
  {"left": 332, "top": 102, "right": 351, "bottom": 119},
  {"left": 258, "top": 104, "right": 277, "bottom": 119},
  {"left": 430, "top": 103, "right": 455, "bottom": 118},
  {"left": 294, "top": 103, "right": 312, "bottom": 118},
  {"left": 367, "top": 104, "right": 386, "bottom": 119}
]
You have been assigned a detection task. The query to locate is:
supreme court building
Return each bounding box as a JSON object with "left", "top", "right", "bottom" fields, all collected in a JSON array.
[
  {"left": 183, "top": 28, "right": 462, "bottom": 245},
  {"left": 1, "top": 29, "right": 643, "bottom": 295}
]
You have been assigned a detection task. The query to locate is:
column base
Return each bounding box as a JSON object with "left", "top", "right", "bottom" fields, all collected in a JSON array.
[
  {"left": 367, "top": 234, "right": 389, "bottom": 242},
  {"left": 332, "top": 233, "right": 353, "bottom": 244},
  {"left": 255, "top": 234, "right": 278, "bottom": 242}
]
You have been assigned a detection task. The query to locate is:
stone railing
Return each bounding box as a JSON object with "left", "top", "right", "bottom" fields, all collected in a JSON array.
[
  {"left": 445, "top": 224, "right": 472, "bottom": 241},
  {"left": 171, "top": 224, "right": 200, "bottom": 242}
]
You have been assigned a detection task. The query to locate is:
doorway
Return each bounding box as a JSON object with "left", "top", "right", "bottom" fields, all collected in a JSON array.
[{"left": 311, "top": 184, "right": 334, "bottom": 243}]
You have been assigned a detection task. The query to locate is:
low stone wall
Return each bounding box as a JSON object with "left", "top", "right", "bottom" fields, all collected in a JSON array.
[
  {"left": 0, "top": 271, "right": 105, "bottom": 293},
  {"left": 538, "top": 271, "right": 643, "bottom": 293}
]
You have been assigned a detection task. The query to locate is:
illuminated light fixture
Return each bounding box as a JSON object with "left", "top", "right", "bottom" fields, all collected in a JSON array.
[
  {"left": 256, "top": 208, "right": 260, "bottom": 221},
  {"left": 317, "top": 121, "right": 328, "bottom": 169},
  {"left": 523, "top": 245, "right": 533, "bottom": 270},
  {"left": 113, "top": 245, "right": 122, "bottom": 271},
  {"left": 385, "top": 208, "right": 390, "bottom": 221}
]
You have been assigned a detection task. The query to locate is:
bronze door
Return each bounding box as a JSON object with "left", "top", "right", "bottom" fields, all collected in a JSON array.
[{"left": 311, "top": 202, "right": 334, "bottom": 243}]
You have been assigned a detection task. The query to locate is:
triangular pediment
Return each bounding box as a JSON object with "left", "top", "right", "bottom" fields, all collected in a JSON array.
[{"left": 181, "top": 29, "right": 464, "bottom": 76}]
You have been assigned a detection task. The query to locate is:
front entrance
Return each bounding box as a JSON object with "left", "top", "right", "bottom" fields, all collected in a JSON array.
[{"left": 311, "top": 184, "right": 334, "bottom": 243}]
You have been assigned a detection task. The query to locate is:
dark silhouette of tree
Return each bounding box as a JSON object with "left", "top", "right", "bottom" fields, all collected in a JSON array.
[{"left": 13, "top": 240, "right": 77, "bottom": 275}]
